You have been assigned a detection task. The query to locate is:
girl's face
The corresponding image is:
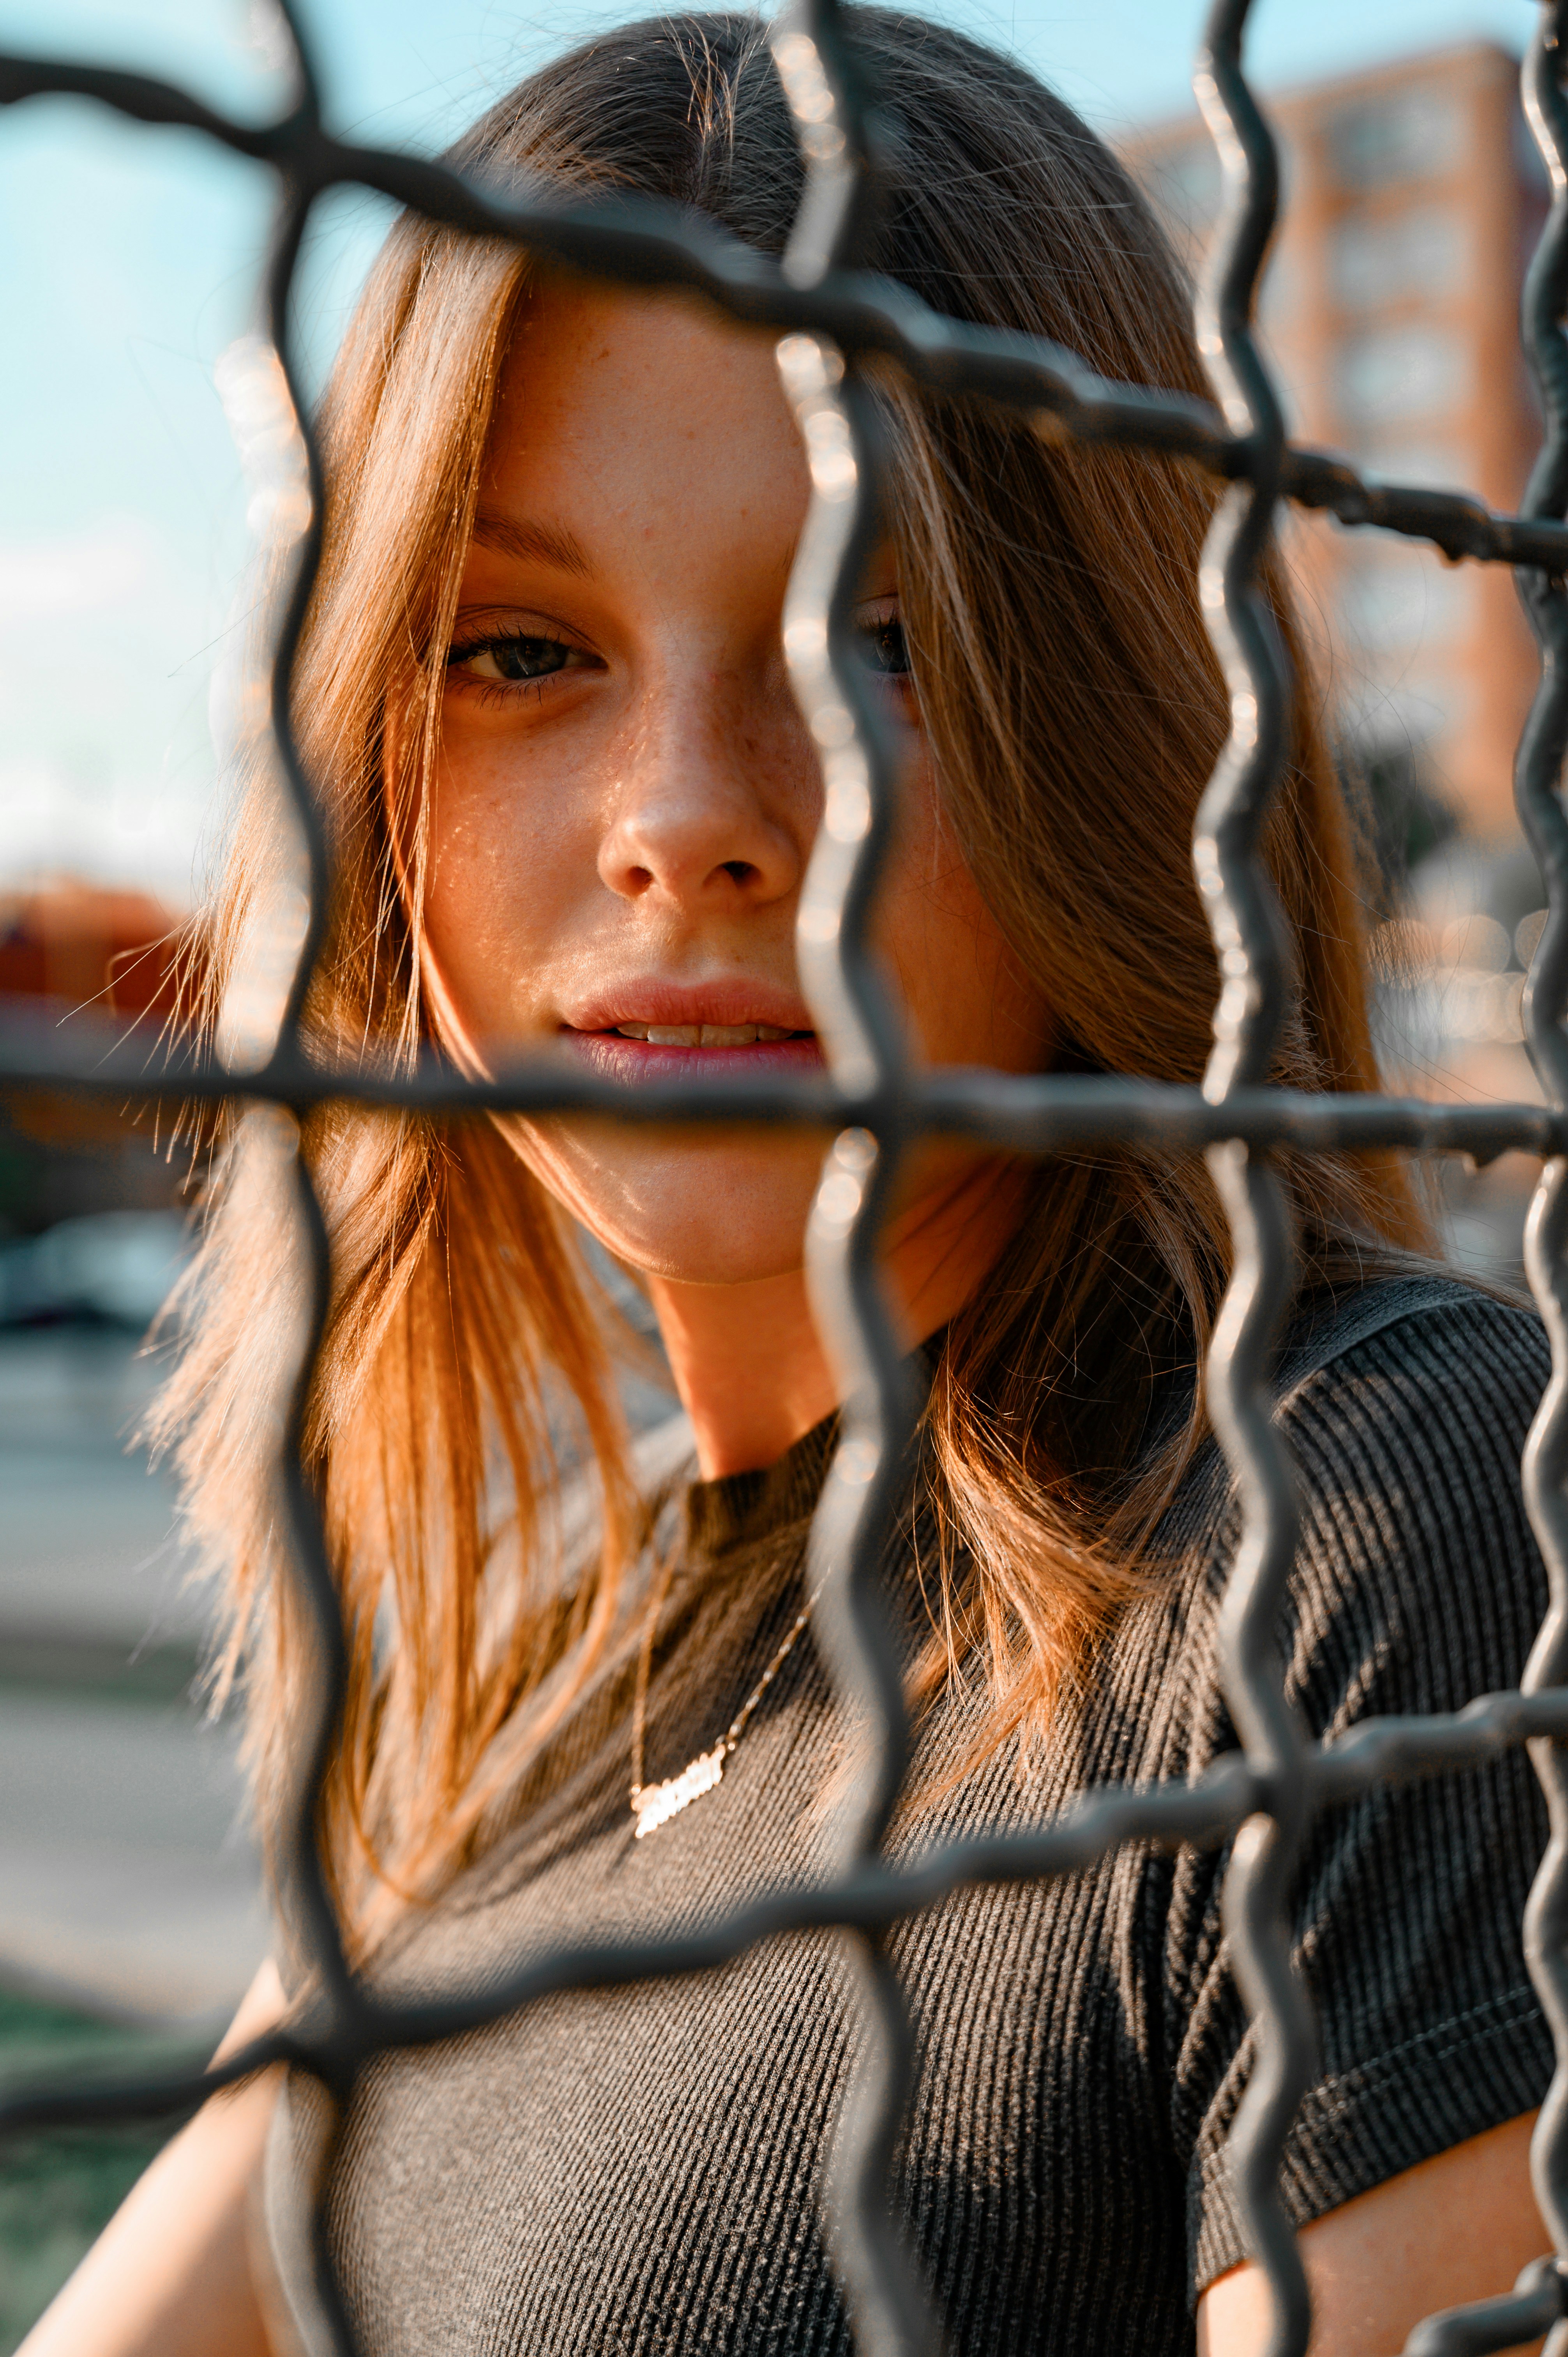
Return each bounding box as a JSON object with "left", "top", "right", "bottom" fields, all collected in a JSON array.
[{"left": 424, "top": 277, "right": 1052, "bottom": 1286}]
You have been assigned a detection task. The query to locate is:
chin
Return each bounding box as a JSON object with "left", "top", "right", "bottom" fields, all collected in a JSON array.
[{"left": 511, "top": 1120, "right": 831, "bottom": 1288}]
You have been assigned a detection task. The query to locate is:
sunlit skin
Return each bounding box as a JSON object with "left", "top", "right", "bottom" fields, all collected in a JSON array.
[
  {"left": 18, "top": 280, "right": 1549, "bottom": 2357},
  {"left": 421, "top": 276, "right": 1050, "bottom": 1474}
]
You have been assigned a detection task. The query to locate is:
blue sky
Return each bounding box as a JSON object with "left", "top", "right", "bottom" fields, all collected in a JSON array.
[{"left": 0, "top": 0, "right": 1542, "bottom": 896}]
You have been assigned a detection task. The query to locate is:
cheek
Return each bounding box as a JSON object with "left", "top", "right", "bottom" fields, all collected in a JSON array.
[
  {"left": 503, "top": 1116, "right": 835, "bottom": 1284},
  {"left": 424, "top": 827, "right": 528, "bottom": 1036},
  {"left": 421, "top": 732, "right": 584, "bottom": 1039},
  {"left": 876, "top": 758, "right": 1054, "bottom": 1074}
]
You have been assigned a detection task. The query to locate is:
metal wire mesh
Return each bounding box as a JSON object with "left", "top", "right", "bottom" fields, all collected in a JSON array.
[{"left": 5, "top": 1, "right": 1568, "bottom": 2349}]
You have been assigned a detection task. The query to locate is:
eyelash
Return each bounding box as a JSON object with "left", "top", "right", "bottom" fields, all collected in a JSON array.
[
  {"left": 859, "top": 615, "right": 911, "bottom": 679},
  {"left": 443, "top": 613, "right": 912, "bottom": 705},
  {"left": 445, "top": 628, "right": 584, "bottom": 706}
]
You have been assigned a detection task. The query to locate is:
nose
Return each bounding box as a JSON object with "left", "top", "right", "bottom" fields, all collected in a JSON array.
[{"left": 597, "top": 671, "right": 809, "bottom": 913}]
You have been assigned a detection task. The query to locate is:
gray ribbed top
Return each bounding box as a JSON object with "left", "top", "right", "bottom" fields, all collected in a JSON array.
[{"left": 273, "top": 1274, "right": 1554, "bottom": 2353}]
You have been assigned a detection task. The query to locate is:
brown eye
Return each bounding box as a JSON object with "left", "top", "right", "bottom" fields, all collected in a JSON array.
[
  {"left": 858, "top": 617, "right": 910, "bottom": 677},
  {"left": 450, "top": 633, "right": 574, "bottom": 683}
]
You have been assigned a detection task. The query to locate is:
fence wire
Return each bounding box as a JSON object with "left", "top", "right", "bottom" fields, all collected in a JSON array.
[{"left": 4, "top": 0, "right": 1568, "bottom": 2350}]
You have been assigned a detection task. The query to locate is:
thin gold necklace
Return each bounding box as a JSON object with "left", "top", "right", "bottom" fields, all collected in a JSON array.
[{"left": 630, "top": 1560, "right": 825, "bottom": 1839}]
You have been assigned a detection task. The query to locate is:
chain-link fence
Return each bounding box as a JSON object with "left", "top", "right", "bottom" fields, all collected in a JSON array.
[{"left": 5, "top": 1, "right": 1568, "bottom": 2350}]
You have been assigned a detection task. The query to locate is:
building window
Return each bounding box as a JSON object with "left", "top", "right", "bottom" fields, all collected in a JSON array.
[
  {"left": 1336, "top": 541, "right": 1470, "bottom": 658},
  {"left": 1335, "top": 322, "right": 1469, "bottom": 425},
  {"left": 1351, "top": 435, "right": 1473, "bottom": 490},
  {"left": 1325, "top": 86, "right": 1467, "bottom": 191},
  {"left": 1258, "top": 247, "right": 1301, "bottom": 339},
  {"left": 1136, "top": 134, "right": 1223, "bottom": 276},
  {"left": 1147, "top": 137, "right": 1222, "bottom": 235},
  {"left": 1342, "top": 670, "right": 1469, "bottom": 751},
  {"left": 1330, "top": 203, "right": 1467, "bottom": 311}
]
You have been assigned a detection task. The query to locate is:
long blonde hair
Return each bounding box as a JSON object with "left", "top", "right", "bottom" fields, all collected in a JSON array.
[{"left": 155, "top": 8, "right": 1428, "bottom": 1937}]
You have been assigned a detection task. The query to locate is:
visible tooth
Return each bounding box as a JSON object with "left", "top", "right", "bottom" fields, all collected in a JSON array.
[
  {"left": 646, "top": 1025, "right": 701, "bottom": 1046},
  {"left": 699, "top": 1024, "right": 758, "bottom": 1047},
  {"left": 615, "top": 1023, "right": 650, "bottom": 1040},
  {"left": 755, "top": 1025, "right": 791, "bottom": 1042}
]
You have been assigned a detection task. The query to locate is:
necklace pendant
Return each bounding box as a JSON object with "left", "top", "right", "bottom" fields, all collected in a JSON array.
[{"left": 632, "top": 1744, "right": 726, "bottom": 1839}]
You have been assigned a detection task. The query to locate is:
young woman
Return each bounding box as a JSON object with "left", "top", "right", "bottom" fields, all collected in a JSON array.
[{"left": 23, "top": 12, "right": 1556, "bottom": 2354}]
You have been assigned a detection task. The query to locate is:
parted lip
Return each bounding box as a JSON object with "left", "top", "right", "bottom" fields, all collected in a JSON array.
[{"left": 563, "top": 982, "right": 817, "bottom": 1035}]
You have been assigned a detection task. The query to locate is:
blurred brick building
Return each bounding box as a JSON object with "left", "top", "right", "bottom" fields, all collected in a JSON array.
[
  {"left": 0, "top": 884, "right": 178, "bottom": 1023},
  {"left": 1125, "top": 42, "right": 1546, "bottom": 842},
  {"left": 0, "top": 885, "right": 185, "bottom": 1235}
]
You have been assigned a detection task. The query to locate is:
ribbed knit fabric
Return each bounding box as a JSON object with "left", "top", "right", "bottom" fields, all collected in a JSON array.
[{"left": 268, "top": 1274, "right": 1556, "bottom": 2353}]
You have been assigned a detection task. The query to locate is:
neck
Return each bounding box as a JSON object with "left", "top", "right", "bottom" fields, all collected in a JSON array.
[{"left": 647, "top": 1155, "right": 1028, "bottom": 1478}]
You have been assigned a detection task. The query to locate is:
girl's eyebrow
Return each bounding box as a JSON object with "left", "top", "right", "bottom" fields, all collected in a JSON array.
[{"left": 471, "top": 507, "right": 593, "bottom": 577}]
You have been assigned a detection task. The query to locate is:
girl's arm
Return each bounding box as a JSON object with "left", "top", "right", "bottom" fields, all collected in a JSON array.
[
  {"left": 16, "top": 1959, "right": 288, "bottom": 2357},
  {"left": 1197, "top": 2110, "right": 1546, "bottom": 2357}
]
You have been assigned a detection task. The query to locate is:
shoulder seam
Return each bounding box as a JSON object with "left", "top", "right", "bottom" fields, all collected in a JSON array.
[{"left": 1276, "top": 1282, "right": 1541, "bottom": 1419}]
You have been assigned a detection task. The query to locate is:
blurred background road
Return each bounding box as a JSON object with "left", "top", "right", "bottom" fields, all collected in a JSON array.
[{"left": 0, "top": 1322, "right": 266, "bottom": 2029}]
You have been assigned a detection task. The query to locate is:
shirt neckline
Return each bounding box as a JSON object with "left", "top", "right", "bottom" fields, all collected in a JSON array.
[{"left": 681, "top": 1410, "right": 841, "bottom": 1565}]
